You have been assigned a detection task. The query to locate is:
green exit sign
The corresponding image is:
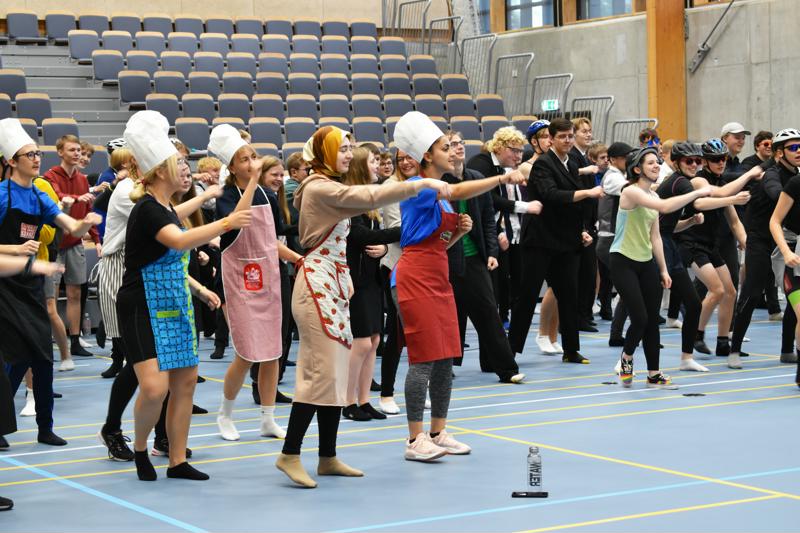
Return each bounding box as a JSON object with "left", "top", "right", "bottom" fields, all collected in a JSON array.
[{"left": 541, "top": 99, "right": 560, "bottom": 112}]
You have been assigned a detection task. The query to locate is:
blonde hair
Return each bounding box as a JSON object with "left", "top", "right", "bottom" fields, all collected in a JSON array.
[
  {"left": 343, "top": 146, "right": 381, "bottom": 221},
  {"left": 572, "top": 117, "right": 592, "bottom": 130},
  {"left": 225, "top": 145, "right": 258, "bottom": 187},
  {"left": 129, "top": 155, "right": 179, "bottom": 203},
  {"left": 197, "top": 156, "right": 223, "bottom": 173},
  {"left": 258, "top": 156, "right": 291, "bottom": 223},
  {"left": 110, "top": 148, "right": 133, "bottom": 172},
  {"left": 661, "top": 139, "right": 675, "bottom": 159},
  {"left": 239, "top": 129, "right": 251, "bottom": 142},
  {"left": 485, "top": 126, "right": 526, "bottom": 153},
  {"left": 587, "top": 143, "right": 608, "bottom": 162}
]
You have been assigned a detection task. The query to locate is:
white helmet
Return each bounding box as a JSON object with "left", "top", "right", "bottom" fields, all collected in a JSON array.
[{"left": 774, "top": 128, "right": 800, "bottom": 148}]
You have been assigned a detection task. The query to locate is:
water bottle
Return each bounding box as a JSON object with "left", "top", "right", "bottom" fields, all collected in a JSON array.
[
  {"left": 82, "top": 312, "right": 92, "bottom": 335},
  {"left": 527, "top": 446, "right": 542, "bottom": 490}
]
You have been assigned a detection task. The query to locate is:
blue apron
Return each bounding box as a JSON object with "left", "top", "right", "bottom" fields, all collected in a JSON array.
[{"left": 141, "top": 244, "right": 198, "bottom": 371}]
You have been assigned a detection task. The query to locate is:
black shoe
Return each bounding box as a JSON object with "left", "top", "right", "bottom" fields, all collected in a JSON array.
[
  {"left": 95, "top": 321, "right": 106, "bottom": 349},
  {"left": 151, "top": 437, "right": 192, "bottom": 459},
  {"left": 795, "top": 363, "right": 800, "bottom": 389},
  {"left": 196, "top": 375, "right": 206, "bottom": 383},
  {"left": 0, "top": 435, "right": 8, "bottom": 450},
  {"left": 370, "top": 379, "right": 381, "bottom": 392},
  {"left": 609, "top": 337, "right": 625, "bottom": 347},
  {"left": 286, "top": 360, "right": 296, "bottom": 367},
  {"left": 210, "top": 346, "right": 225, "bottom": 359},
  {"left": 578, "top": 321, "right": 598, "bottom": 333},
  {"left": 588, "top": 319, "right": 597, "bottom": 327},
  {"left": 715, "top": 341, "right": 731, "bottom": 357},
  {"left": 0, "top": 496, "right": 13, "bottom": 511},
  {"left": 38, "top": 430, "right": 67, "bottom": 446},
  {"left": 251, "top": 384, "right": 261, "bottom": 405},
  {"left": 101, "top": 361, "right": 122, "bottom": 379},
  {"left": 658, "top": 315, "right": 666, "bottom": 325},
  {"left": 192, "top": 404, "right": 208, "bottom": 415},
  {"left": 359, "top": 402, "right": 387, "bottom": 420},
  {"left": 275, "top": 390, "right": 292, "bottom": 404},
  {"left": 694, "top": 340, "right": 711, "bottom": 354},
  {"left": 342, "top": 404, "right": 371, "bottom": 421},
  {"left": 599, "top": 310, "right": 613, "bottom": 321},
  {"left": 52, "top": 392, "right": 62, "bottom": 399},
  {"left": 98, "top": 429, "right": 134, "bottom": 461},
  {"left": 70, "top": 342, "right": 93, "bottom": 357},
  {"left": 562, "top": 352, "right": 590, "bottom": 364}
]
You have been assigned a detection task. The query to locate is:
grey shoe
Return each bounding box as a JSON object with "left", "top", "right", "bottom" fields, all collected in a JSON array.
[{"left": 780, "top": 352, "right": 798, "bottom": 364}]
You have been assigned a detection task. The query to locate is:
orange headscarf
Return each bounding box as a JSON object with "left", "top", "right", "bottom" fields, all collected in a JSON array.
[{"left": 302, "top": 126, "right": 352, "bottom": 179}]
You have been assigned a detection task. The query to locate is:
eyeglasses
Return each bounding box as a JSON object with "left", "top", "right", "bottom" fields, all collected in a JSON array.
[
  {"left": 785, "top": 143, "right": 800, "bottom": 153},
  {"left": 706, "top": 156, "right": 728, "bottom": 164},
  {"left": 18, "top": 150, "right": 42, "bottom": 161},
  {"left": 683, "top": 158, "right": 703, "bottom": 166},
  {"left": 507, "top": 147, "right": 524, "bottom": 156},
  {"left": 449, "top": 140, "right": 465, "bottom": 149},
  {"left": 177, "top": 158, "right": 188, "bottom": 167},
  {"left": 759, "top": 141, "right": 773, "bottom": 148},
  {"left": 397, "top": 155, "right": 415, "bottom": 164}
]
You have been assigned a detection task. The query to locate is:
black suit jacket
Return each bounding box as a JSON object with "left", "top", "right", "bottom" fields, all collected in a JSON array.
[
  {"left": 520, "top": 149, "right": 588, "bottom": 252},
  {"left": 569, "top": 146, "right": 598, "bottom": 236},
  {"left": 443, "top": 168, "right": 499, "bottom": 277},
  {"left": 466, "top": 151, "right": 521, "bottom": 241}
]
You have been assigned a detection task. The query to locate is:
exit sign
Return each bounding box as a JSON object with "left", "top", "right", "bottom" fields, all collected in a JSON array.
[{"left": 541, "top": 99, "right": 560, "bottom": 111}]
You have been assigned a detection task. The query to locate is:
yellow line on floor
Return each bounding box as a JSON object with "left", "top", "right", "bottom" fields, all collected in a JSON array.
[{"left": 513, "top": 495, "right": 780, "bottom": 533}]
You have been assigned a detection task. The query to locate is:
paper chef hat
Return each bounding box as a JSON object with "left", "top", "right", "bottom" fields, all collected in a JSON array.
[
  {"left": 123, "top": 111, "right": 178, "bottom": 174},
  {"left": 208, "top": 124, "right": 248, "bottom": 166},
  {"left": 393, "top": 111, "right": 445, "bottom": 163},
  {"left": 0, "top": 118, "right": 36, "bottom": 160}
]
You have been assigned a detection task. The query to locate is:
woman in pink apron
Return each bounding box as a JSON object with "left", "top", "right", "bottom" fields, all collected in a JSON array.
[
  {"left": 392, "top": 112, "right": 527, "bottom": 462},
  {"left": 275, "top": 126, "right": 451, "bottom": 488},
  {"left": 208, "top": 125, "right": 303, "bottom": 442}
]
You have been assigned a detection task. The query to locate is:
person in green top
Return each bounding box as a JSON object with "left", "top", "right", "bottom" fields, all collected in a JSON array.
[{"left": 609, "top": 147, "right": 711, "bottom": 390}]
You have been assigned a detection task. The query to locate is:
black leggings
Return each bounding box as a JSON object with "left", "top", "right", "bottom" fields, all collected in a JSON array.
[
  {"left": 609, "top": 254, "right": 662, "bottom": 371},
  {"left": 281, "top": 402, "right": 342, "bottom": 457},
  {"left": 731, "top": 241, "right": 772, "bottom": 353},
  {"left": 380, "top": 267, "right": 403, "bottom": 398}
]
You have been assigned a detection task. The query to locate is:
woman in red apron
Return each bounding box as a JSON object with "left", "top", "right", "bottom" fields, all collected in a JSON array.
[
  {"left": 208, "top": 126, "right": 302, "bottom": 442},
  {"left": 392, "top": 112, "right": 527, "bottom": 462},
  {"left": 274, "top": 126, "right": 451, "bottom": 488}
]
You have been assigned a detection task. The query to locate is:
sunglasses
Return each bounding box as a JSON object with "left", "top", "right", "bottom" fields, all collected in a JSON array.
[
  {"left": 706, "top": 156, "right": 728, "bottom": 164},
  {"left": 784, "top": 143, "right": 800, "bottom": 153},
  {"left": 682, "top": 157, "right": 703, "bottom": 166},
  {"left": 759, "top": 141, "right": 773, "bottom": 148},
  {"left": 646, "top": 137, "right": 661, "bottom": 147}
]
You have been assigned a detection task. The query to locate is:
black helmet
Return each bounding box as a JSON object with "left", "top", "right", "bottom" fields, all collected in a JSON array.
[
  {"left": 670, "top": 141, "right": 703, "bottom": 161},
  {"left": 625, "top": 147, "right": 660, "bottom": 178},
  {"left": 701, "top": 138, "right": 729, "bottom": 157}
]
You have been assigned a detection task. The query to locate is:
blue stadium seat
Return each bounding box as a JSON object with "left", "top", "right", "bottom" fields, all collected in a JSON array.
[
  {"left": 146, "top": 93, "right": 181, "bottom": 126},
  {"left": 154, "top": 71, "right": 188, "bottom": 100},
  {"left": 252, "top": 94, "right": 285, "bottom": 123},
  {"left": 142, "top": 14, "right": 172, "bottom": 37},
  {"left": 45, "top": 11, "right": 76, "bottom": 45},
  {"left": 249, "top": 117, "right": 283, "bottom": 148},
  {"left": 174, "top": 15, "right": 204, "bottom": 38},
  {"left": 182, "top": 93, "right": 216, "bottom": 122}
]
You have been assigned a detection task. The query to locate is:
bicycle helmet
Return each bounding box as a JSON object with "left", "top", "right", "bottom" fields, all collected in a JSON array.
[
  {"left": 626, "top": 147, "right": 661, "bottom": 178},
  {"left": 670, "top": 141, "right": 703, "bottom": 161},
  {"left": 526, "top": 120, "right": 550, "bottom": 143},
  {"left": 105, "top": 137, "right": 126, "bottom": 153},
  {"left": 773, "top": 128, "right": 800, "bottom": 149},
  {"left": 701, "top": 138, "right": 729, "bottom": 157}
]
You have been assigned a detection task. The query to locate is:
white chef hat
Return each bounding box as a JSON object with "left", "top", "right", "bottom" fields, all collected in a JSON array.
[
  {"left": 393, "top": 111, "right": 445, "bottom": 163},
  {"left": 0, "top": 118, "right": 36, "bottom": 161},
  {"left": 208, "top": 124, "right": 248, "bottom": 166},
  {"left": 123, "top": 111, "right": 177, "bottom": 174}
]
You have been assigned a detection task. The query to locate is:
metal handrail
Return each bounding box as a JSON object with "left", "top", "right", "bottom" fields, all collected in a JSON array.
[{"left": 397, "top": 0, "right": 432, "bottom": 45}]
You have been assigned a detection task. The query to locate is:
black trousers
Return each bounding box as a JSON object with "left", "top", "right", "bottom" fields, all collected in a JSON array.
[
  {"left": 282, "top": 402, "right": 342, "bottom": 457},
  {"left": 452, "top": 255, "right": 520, "bottom": 381},
  {"left": 0, "top": 355, "right": 17, "bottom": 436},
  {"left": 577, "top": 241, "right": 598, "bottom": 322},
  {"left": 493, "top": 244, "right": 522, "bottom": 323},
  {"left": 8, "top": 358, "right": 54, "bottom": 432},
  {"left": 732, "top": 240, "right": 775, "bottom": 353},
  {"left": 508, "top": 246, "right": 581, "bottom": 355},
  {"left": 380, "top": 266, "right": 403, "bottom": 398},
  {"left": 609, "top": 254, "right": 662, "bottom": 371}
]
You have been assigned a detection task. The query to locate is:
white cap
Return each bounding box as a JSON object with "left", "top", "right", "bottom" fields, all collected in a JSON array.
[
  {"left": 123, "top": 111, "right": 178, "bottom": 174},
  {"left": 208, "top": 124, "right": 248, "bottom": 166},
  {"left": 0, "top": 118, "right": 36, "bottom": 160},
  {"left": 721, "top": 122, "right": 751, "bottom": 137},
  {"left": 393, "top": 111, "right": 445, "bottom": 163}
]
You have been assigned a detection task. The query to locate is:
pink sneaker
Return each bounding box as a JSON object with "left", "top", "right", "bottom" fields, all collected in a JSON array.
[
  {"left": 431, "top": 430, "right": 472, "bottom": 455},
  {"left": 404, "top": 433, "right": 447, "bottom": 462}
]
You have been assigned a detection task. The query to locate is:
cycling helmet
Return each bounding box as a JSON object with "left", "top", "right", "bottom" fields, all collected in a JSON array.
[
  {"left": 526, "top": 119, "right": 550, "bottom": 143},
  {"left": 670, "top": 141, "right": 703, "bottom": 161},
  {"left": 626, "top": 147, "right": 660, "bottom": 178},
  {"left": 701, "top": 138, "right": 729, "bottom": 157},
  {"left": 773, "top": 128, "right": 800, "bottom": 149},
  {"left": 105, "top": 137, "right": 126, "bottom": 153}
]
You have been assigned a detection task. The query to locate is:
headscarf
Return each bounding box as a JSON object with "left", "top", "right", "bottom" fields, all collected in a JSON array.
[{"left": 302, "top": 126, "right": 351, "bottom": 178}]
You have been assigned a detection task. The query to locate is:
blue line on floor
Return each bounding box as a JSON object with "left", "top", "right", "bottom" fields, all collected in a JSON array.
[
  {"left": 0, "top": 456, "right": 207, "bottom": 533},
  {"left": 330, "top": 466, "right": 800, "bottom": 533}
]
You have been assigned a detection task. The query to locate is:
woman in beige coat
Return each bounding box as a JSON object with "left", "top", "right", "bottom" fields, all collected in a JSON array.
[{"left": 275, "top": 126, "right": 450, "bottom": 488}]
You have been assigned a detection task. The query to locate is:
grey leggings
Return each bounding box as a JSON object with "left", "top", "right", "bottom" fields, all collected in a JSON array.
[{"left": 404, "top": 358, "right": 453, "bottom": 422}]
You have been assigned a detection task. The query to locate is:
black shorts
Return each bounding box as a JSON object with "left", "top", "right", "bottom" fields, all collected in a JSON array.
[{"left": 680, "top": 242, "right": 726, "bottom": 269}]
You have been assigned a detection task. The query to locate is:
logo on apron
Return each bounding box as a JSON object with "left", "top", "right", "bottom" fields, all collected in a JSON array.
[
  {"left": 439, "top": 230, "right": 453, "bottom": 242},
  {"left": 19, "top": 222, "right": 37, "bottom": 240},
  {"left": 243, "top": 263, "right": 263, "bottom": 291}
]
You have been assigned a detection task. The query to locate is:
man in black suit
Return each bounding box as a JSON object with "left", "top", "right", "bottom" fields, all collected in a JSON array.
[
  {"left": 445, "top": 132, "right": 529, "bottom": 383},
  {"left": 507, "top": 118, "right": 604, "bottom": 363}
]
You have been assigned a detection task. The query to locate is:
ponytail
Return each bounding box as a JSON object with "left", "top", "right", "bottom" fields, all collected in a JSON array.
[{"left": 128, "top": 155, "right": 178, "bottom": 203}]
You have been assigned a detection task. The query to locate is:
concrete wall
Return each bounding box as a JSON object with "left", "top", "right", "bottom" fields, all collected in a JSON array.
[{"left": 492, "top": 0, "right": 799, "bottom": 151}]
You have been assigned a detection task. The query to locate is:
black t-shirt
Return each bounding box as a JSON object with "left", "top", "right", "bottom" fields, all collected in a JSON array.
[
  {"left": 744, "top": 162, "right": 798, "bottom": 244},
  {"left": 120, "top": 194, "right": 182, "bottom": 298},
  {"left": 679, "top": 169, "right": 725, "bottom": 247},
  {"left": 656, "top": 172, "right": 694, "bottom": 236},
  {"left": 780, "top": 173, "right": 800, "bottom": 235},
  {"left": 215, "top": 184, "right": 280, "bottom": 251}
]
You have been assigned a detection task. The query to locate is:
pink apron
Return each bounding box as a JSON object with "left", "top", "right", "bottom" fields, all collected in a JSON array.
[{"left": 221, "top": 186, "right": 282, "bottom": 362}]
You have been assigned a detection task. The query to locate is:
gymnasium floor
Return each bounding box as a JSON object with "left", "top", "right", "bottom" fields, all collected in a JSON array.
[{"left": 2, "top": 310, "right": 799, "bottom": 532}]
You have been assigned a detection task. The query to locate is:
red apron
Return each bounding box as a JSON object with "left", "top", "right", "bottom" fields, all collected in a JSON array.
[
  {"left": 395, "top": 202, "right": 460, "bottom": 364},
  {"left": 221, "top": 186, "right": 282, "bottom": 362}
]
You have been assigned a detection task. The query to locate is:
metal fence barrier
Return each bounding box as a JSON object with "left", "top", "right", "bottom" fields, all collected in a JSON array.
[
  {"left": 492, "top": 52, "right": 534, "bottom": 119},
  {"left": 458, "top": 33, "right": 496, "bottom": 97},
  {"left": 611, "top": 118, "right": 659, "bottom": 146},
  {"left": 529, "top": 73, "right": 573, "bottom": 119},
  {"left": 569, "top": 95, "right": 615, "bottom": 144}
]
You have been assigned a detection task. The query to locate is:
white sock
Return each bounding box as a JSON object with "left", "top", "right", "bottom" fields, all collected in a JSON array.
[
  {"left": 220, "top": 396, "right": 235, "bottom": 418},
  {"left": 679, "top": 359, "right": 709, "bottom": 372},
  {"left": 260, "top": 405, "right": 286, "bottom": 438},
  {"left": 217, "top": 396, "right": 240, "bottom": 440}
]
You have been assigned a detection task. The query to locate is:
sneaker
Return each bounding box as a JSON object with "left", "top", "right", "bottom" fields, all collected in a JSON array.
[
  {"left": 646, "top": 373, "right": 678, "bottom": 390},
  {"left": 404, "top": 433, "right": 447, "bottom": 462},
  {"left": 217, "top": 415, "right": 241, "bottom": 441},
  {"left": 20, "top": 395, "right": 35, "bottom": 417},
  {"left": 0, "top": 496, "right": 13, "bottom": 511},
  {"left": 151, "top": 438, "right": 192, "bottom": 458},
  {"left": 562, "top": 352, "right": 590, "bottom": 364},
  {"left": 509, "top": 373, "right": 525, "bottom": 384},
  {"left": 98, "top": 430, "right": 135, "bottom": 461},
  {"left": 59, "top": 359, "right": 75, "bottom": 372},
  {"left": 619, "top": 356, "right": 634, "bottom": 388},
  {"left": 769, "top": 312, "right": 784, "bottom": 321},
  {"left": 431, "top": 430, "right": 471, "bottom": 455},
  {"left": 550, "top": 341, "right": 564, "bottom": 354},
  {"left": 210, "top": 346, "right": 225, "bottom": 359},
  {"left": 536, "top": 335, "right": 557, "bottom": 355},
  {"left": 666, "top": 318, "right": 683, "bottom": 329},
  {"left": 379, "top": 397, "right": 400, "bottom": 415},
  {"left": 614, "top": 358, "right": 637, "bottom": 377},
  {"left": 780, "top": 352, "right": 798, "bottom": 364},
  {"left": 679, "top": 359, "right": 709, "bottom": 372},
  {"left": 727, "top": 353, "right": 743, "bottom": 370},
  {"left": 342, "top": 404, "right": 371, "bottom": 421}
]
